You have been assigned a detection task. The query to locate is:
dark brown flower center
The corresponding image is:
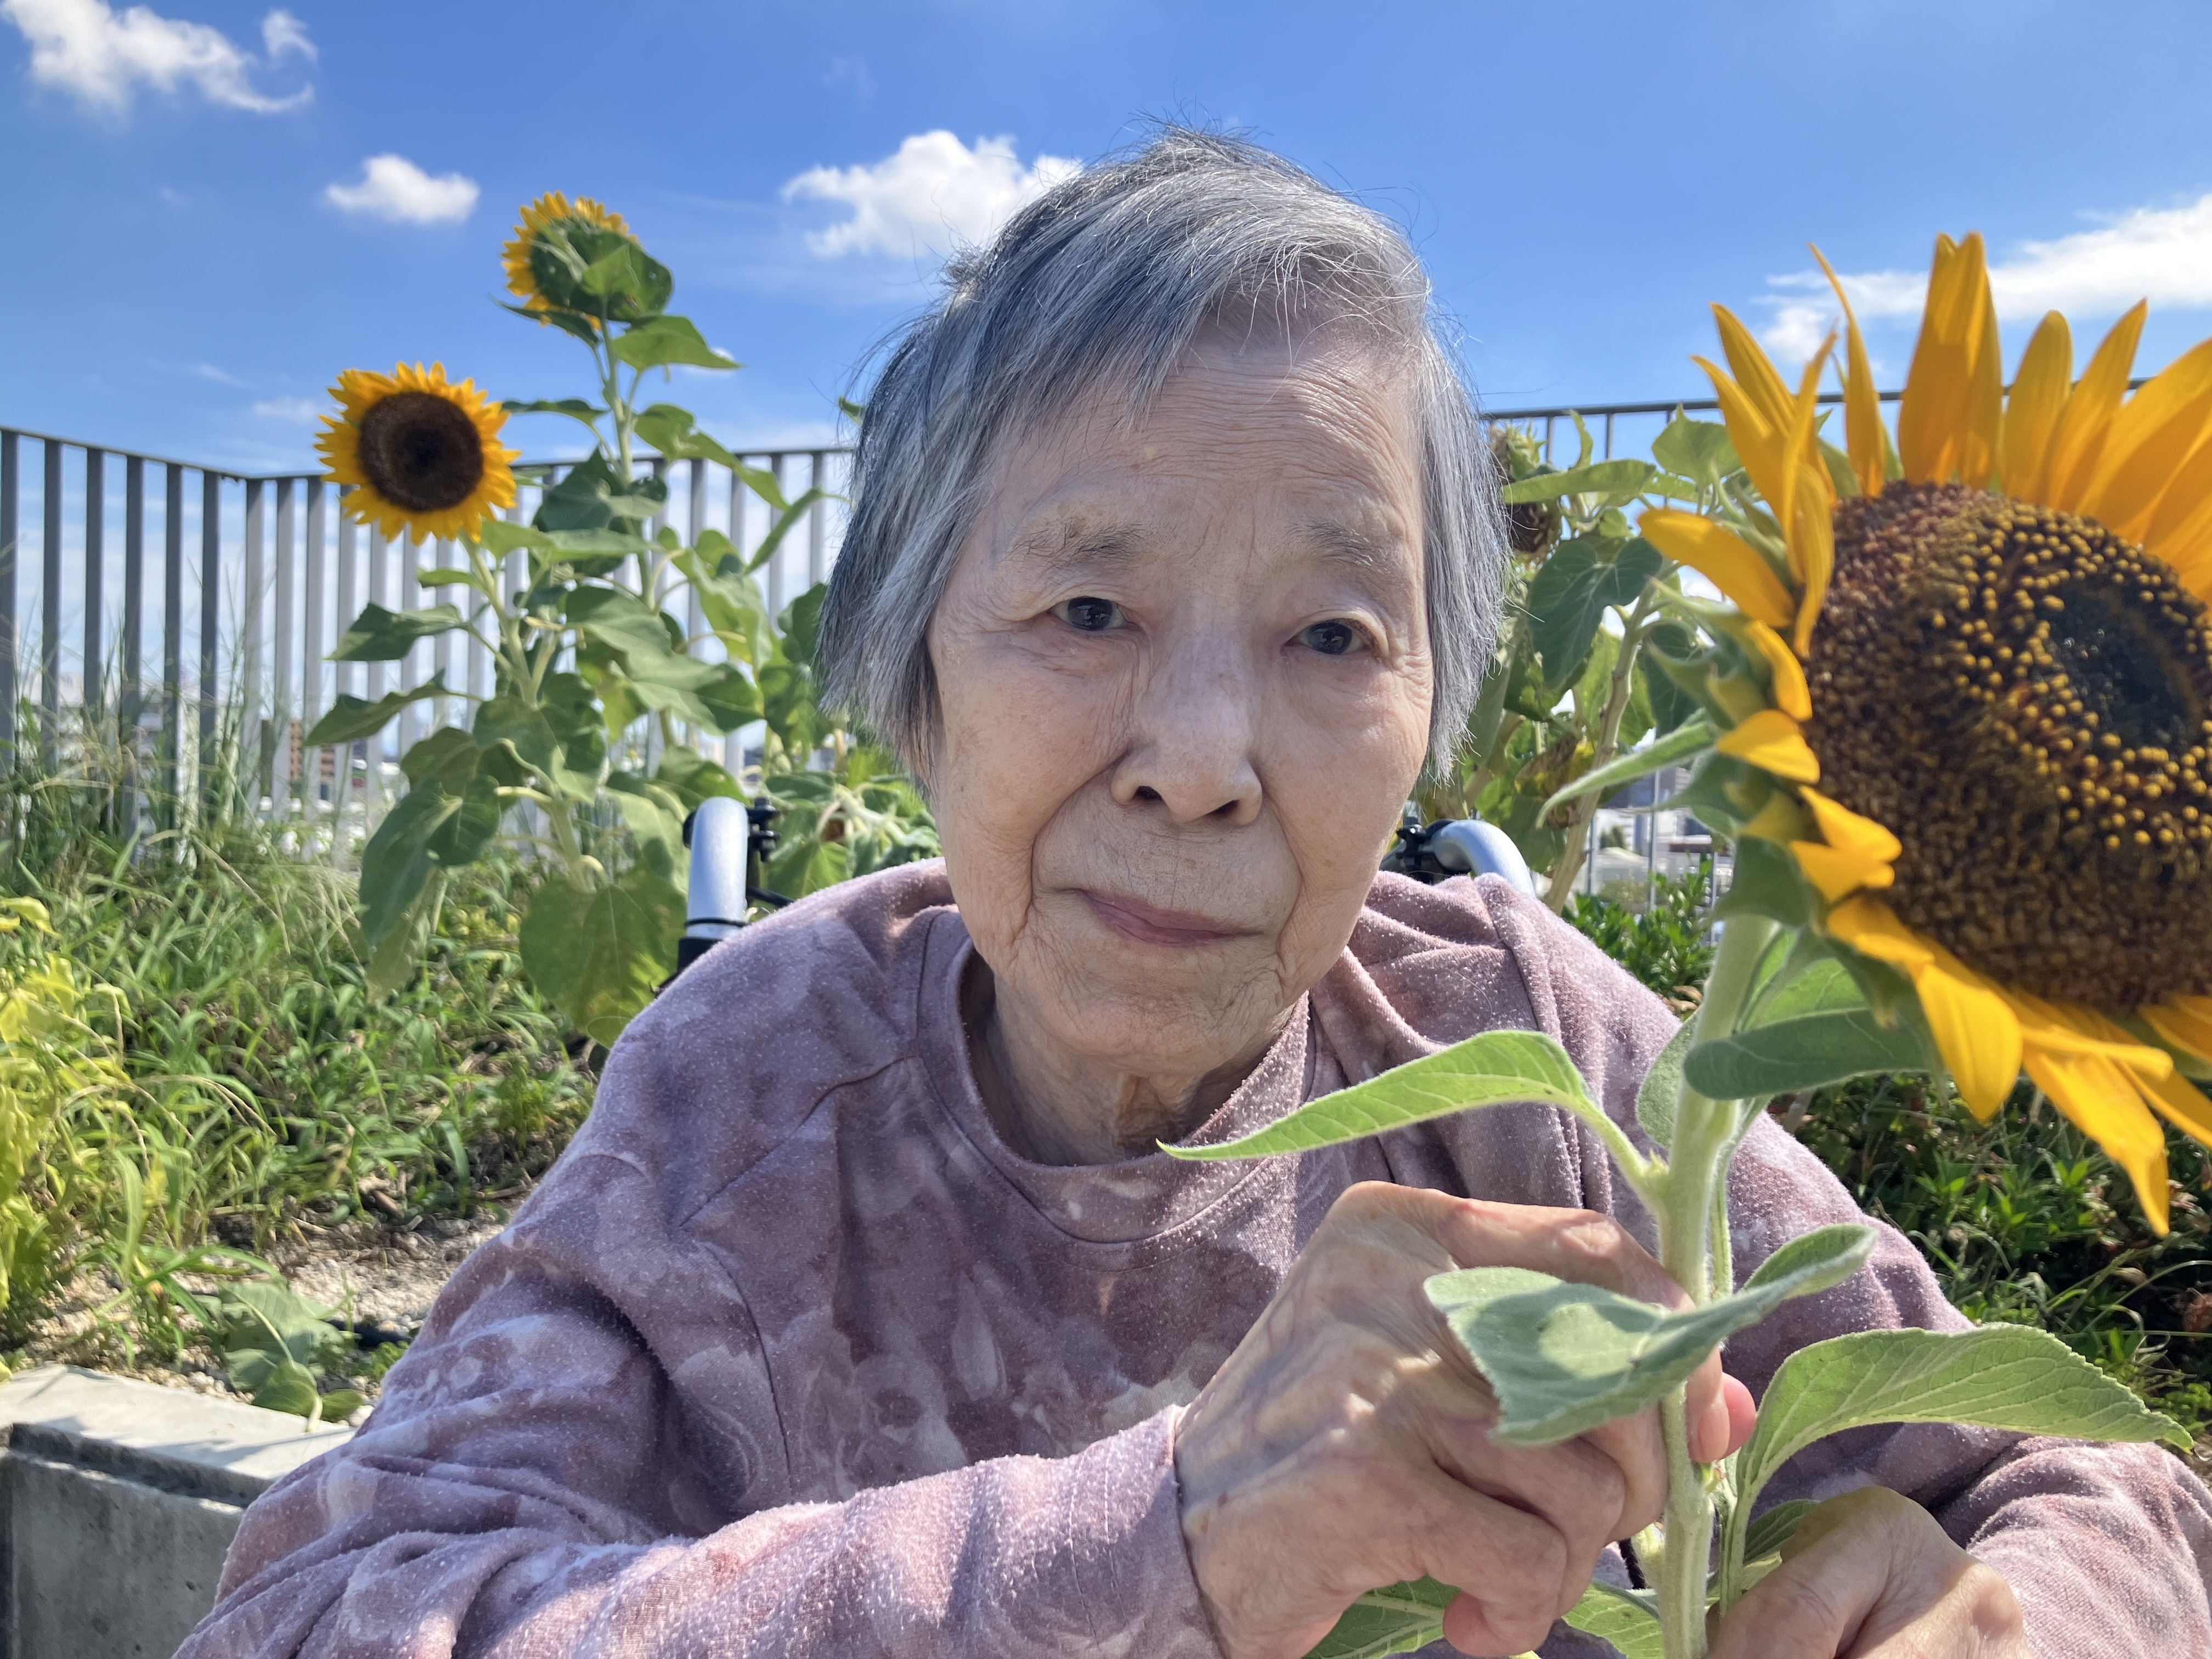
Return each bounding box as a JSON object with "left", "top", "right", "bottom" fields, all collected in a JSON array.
[
  {"left": 1804, "top": 481, "right": 2212, "bottom": 1007},
  {"left": 356, "top": 391, "right": 484, "bottom": 515}
]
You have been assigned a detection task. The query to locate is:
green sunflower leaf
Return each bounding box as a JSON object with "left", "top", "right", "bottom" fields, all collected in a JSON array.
[
  {"left": 1160, "top": 1029, "right": 1601, "bottom": 1162},
  {"left": 1561, "top": 1581, "right": 1664, "bottom": 1658},
  {"left": 635, "top": 403, "right": 740, "bottom": 470},
  {"left": 1499, "top": 458, "right": 1655, "bottom": 504},
  {"left": 1639, "top": 618, "right": 1703, "bottom": 736},
  {"left": 1741, "top": 1499, "right": 1818, "bottom": 1564},
  {"left": 518, "top": 866, "right": 684, "bottom": 1046},
  {"left": 1537, "top": 716, "right": 1714, "bottom": 822},
  {"left": 302, "top": 673, "right": 448, "bottom": 747},
  {"left": 1683, "top": 1008, "right": 1926, "bottom": 1098},
  {"left": 1651, "top": 414, "right": 1740, "bottom": 489},
  {"left": 331, "top": 603, "right": 464, "bottom": 662},
  {"left": 1709, "top": 836, "right": 1816, "bottom": 927},
  {"left": 1425, "top": 1224, "right": 1874, "bottom": 1446},
  {"left": 611, "top": 314, "right": 738, "bottom": 373},
  {"left": 1728, "top": 1326, "right": 2188, "bottom": 1565},
  {"left": 1305, "top": 1579, "right": 1455, "bottom": 1658},
  {"left": 1527, "top": 535, "right": 1666, "bottom": 691}
]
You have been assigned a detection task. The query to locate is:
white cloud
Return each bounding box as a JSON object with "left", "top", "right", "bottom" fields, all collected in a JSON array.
[
  {"left": 1760, "top": 193, "right": 2212, "bottom": 364},
  {"left": 250, "top": 395, "right": 320, "bottom": 423},
  {"left": 783, "top": 131, "right": 1080, "bottom": 261},
  {"left": 1, "top": 0, "right": 312, "bottom": 114},
  {"left": 325, "top": 155, "right": 479, "bottom": 225}
]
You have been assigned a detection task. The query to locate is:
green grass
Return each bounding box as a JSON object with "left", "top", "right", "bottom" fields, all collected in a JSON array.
[{"left": 0, "top": 730, "right": 591, "bottom": 1379}]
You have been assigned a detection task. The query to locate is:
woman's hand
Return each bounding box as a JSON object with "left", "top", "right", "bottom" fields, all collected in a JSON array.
[
  {"left": 1173, "top": 1181, "right": 1755, "bottom": 1659},
  {"left": 1708, "top": 1487, "right": 2027, "bottom": 1658}
]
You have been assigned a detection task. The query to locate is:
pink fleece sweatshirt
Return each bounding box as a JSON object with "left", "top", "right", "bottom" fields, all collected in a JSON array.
[{"left": 180, "top": 865, "right": 2212, "bottom": 1657}]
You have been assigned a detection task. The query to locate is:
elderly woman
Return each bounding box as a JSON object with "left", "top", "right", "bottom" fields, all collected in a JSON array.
[{"left": 186, "top": 133, "right": 2209, "bottom": 1659}]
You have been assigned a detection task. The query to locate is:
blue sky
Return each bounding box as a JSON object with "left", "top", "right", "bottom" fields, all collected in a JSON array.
[{"left": 9, "top": 0, "right": 2212, "bottom": 475}]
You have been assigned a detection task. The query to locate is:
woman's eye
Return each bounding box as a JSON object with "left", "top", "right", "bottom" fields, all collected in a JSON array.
[
  {"left": 1300, "top": 619, "right": 1365, "bottom": 657},
  {"left": 1054, "top": 596, "right": 1124, "bottom": 633}
]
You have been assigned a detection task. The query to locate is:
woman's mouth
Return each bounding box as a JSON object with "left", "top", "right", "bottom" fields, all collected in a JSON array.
[{"left": 1076, "top": 889, "right": 1251, "bottom": 947}]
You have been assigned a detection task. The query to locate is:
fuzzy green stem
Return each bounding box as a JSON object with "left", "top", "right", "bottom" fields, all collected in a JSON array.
[
  {"left": 1650, "top": 909, "right": 1775, "bottom": 1657},
  {"left": 1656, "top": 1393, "right": 1710, "bottom": 1659}
]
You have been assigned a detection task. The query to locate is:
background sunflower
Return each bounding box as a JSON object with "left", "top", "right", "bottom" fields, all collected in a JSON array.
[{"left": 316, "top": 362, "right": 518, "bottom": 545}]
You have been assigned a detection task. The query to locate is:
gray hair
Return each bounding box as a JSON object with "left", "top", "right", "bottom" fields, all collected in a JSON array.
[{"left": 816, "top": 127, "right": 1506, "bottom": 770}]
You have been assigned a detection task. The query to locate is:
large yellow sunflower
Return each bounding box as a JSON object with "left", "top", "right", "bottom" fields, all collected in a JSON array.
[
  {"left": 502, "top": 191, "right": 633, "bottom": 325},
  {"left": 317, "top": 362, "right": 517, "bottom": 545},
  {"left": 1643, "top": 233, "right": 2212, "bottom": 1232}
]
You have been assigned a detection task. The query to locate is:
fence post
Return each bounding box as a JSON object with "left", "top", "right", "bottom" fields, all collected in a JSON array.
[
  {"left": 244, "top": 478, "right": 266, "bottom": 800},
  {"left": 41, "top": 438, "right": 61, "bottom": 763},
  {"left": 271, "top": 478, "right": 295, "bottom": 808},
  {"left": 163, "top": 462, "right": 183, "bottom": 809},
  {"left": 808, "top": 452, "right": 827, "bottom": 589},
  {"left": 122, "top": 456, "right": 144, "bottom": 826},
  {"left": 83, "top": 449, "right": 104, "bottom": 720},
  {"left": 332, "top": 494, "right": 357, "bottom": 867},
  {"left": 299, "top": 479, "right": 323, "bottom": 831},
  {"left": 0, "top": 431, "right": 16, "bottom": 755},
  {"left": 199, "top": 470, "right": 221, "bottom": 802}
]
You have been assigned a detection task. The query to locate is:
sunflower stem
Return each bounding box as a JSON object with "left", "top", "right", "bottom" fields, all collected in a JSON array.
[
  {"left": 1649, "top": 910, "right": 1774, "bottom": 1658},
  {"left": 1543, "top": 583, "right": 1662, "bottom": 913}
]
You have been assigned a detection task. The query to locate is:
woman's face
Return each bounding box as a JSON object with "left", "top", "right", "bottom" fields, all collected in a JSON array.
[{"left": 926, "top": 327, "right": 1436, "bottom": 1087}]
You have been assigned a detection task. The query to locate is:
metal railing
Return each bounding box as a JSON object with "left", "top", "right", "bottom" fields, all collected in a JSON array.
[
  {"left": 0, "top": 388, "right": 1920, "bottom": 859},
  {"left": 0, "top": 425, "right": 851, "bottom": 857}
]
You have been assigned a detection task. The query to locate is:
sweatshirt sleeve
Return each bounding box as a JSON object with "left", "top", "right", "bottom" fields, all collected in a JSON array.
[
  {"left": 1486, "top": 887, "right": 2212, "bottom": 1658},
  {"left": 178, "top": 1147, "right": 1221, "bottom": 1659}
]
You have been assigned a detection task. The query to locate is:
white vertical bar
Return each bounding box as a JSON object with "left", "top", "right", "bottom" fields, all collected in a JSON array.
[
  {"left": 270, "top": 478, "right": 295, "bottom": 810},
  {"left": 300, "top": 481, "right": 324, "bottom": 836},
  {"left": 332, "top": 496, "right": 357, "bottom": 866},
  {"left": 242, "top": 480, "right": 266, "bottom": 800},
  {"left": 807, "top": 452, "right": 827, "bottom": 589},
  {"left": 765, "top": 454, "right": 788, "bottom": 619},
  {"left": 467, "top": 522, "right": 490, "bottom": 706},
  {"left": 398, "top": 534, "right": 426, "bottom": 758},
  {"left": 365, "top": 524, "right": 388, "bottom": 822}
]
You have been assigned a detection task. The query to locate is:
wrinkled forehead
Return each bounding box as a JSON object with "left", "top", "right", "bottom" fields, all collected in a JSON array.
[{"left": 980, "top": 320, "right": 1426, "bottom": 547}]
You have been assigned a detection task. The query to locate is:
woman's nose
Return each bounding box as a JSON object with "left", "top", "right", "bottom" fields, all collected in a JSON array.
[{"left": 1108, "top": 641, "right": 1264, "bottom": 826}]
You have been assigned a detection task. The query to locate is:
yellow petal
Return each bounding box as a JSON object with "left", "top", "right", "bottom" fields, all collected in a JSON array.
[
  {"left": 1716, "top": 709, "right": 1821, "bottom": 783},
  {"left": 1899, "top": 233, "right": 2000, "bottom": 486},
  {"left": 1997, "top": 311, "right": 2072, "bottom": 502},
  {"left": 1825, "top": 895, "right": 1933, "bottom": 968},
  {"left": 1741, "top": 620, "right": 1812, "bottom": 720},
  {"left": 1799, "top": 786, "right": 1904, "bottom": 862},
  {"left": 2023, "top": 1043, "right": 2170, "bottom": 1234},
  {"left": 2079, "top": 335, "right": 2212, "bottom": 540},
  {"left": 2137, "top": 432, "right": 2212, "bottom": 569},
  {"left": 1785, "top": 459, "right": 1835, "bottom": 657},
  {"left": 1774, "top": 343, "right": 1837, "bottom": 583},
  {"left": 2001, "top": 989, "right": 2167, "bottom": 1071},
  {"left": 1790, "top": 840, "right": 1896, "bottom": 902},
  {"left": 2142, "top": 994, "right": 2212, "bottom": 1064},
  {"left": 1639, "top": 510, "right": 1797, "bottom": 630},
  {"left": 1713, "top": 305, "right": 1797, "bottom": 439},
  {"left": 2042, "top": 300, "right": 2147, "bottom": 513},
  {"left": 2145, "top": 487, "right": 2212, "bottom": 603},
  {"left": 1961, "top": 236, "right": 2004, "bottom": 488},
  {"left": 1814, "top": 245, "right": 1888, "bottom": 498},
  {"left": 1919, "top": 958, "right": 2023, "bottom": 1121},
  {"left": 1696, "top": 357, "right": 1793, "bottom": 522},
  {"left": 2134, "top": 1065, "right": 2212, "bottom": 1149}
]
